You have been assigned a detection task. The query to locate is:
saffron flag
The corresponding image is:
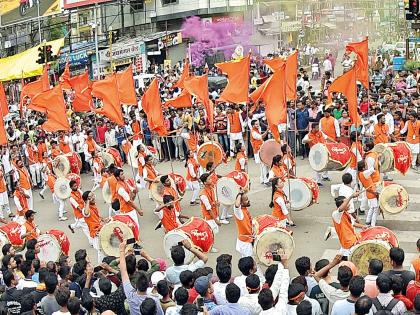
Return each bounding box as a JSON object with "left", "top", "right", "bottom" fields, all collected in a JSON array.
[
  {"left": 92, "top": 74, "right": 124, "bottom": 126},
  {"left": 141, "top": 78, "right": 167, "bottom": 136},
  {"left": 116, "top": 65, "right": 137, "bottom": 105},
  {"left": 346, "top": 38, "right": 369, "bottom": 89},
  {"left": 172, "top": 62, "right": 190, "bottom": 90},
  {"left": 29, "top": 85, "right": 71, "bottom": 132},
  {"left": 0, "top": 82, "right": 9, "bottom": 117},
  {"left": 164, "top": 90, "right": 192, "bottom": 108},
  {"left": 264, "top": 51, "right": 298, "bottom": 100},
  {"left": 215, "top": 55, "right": 250, "bottom": 104},
  {"left": 59, "top": 62, "right": 72, "bottom": 90},
  {"left": 327, "top": 67, "right": 362, "bottom": 127},
  {"left": 20, "top": 66, "right": 50, "bottom": 109},
  {"left": 251, "top": 63, "right": 287, "bottom": 141},
  {"left": 184, "top": 74, "right": 214, "bottom": 132},
  {"left": 69, "top": 72, "right": 92, "bottom": 112},
  {"left": 249, "top": 79, "right": 269, "bottom": 113}
]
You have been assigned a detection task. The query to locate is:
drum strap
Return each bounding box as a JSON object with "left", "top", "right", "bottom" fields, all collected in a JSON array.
[{"left": 372, "top": 298, "right": 399, "bottom": 312}]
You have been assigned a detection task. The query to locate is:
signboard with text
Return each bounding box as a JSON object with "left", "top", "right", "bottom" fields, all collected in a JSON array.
[{"left": 63, "top": 0, "right": 114, "bottom": 9}]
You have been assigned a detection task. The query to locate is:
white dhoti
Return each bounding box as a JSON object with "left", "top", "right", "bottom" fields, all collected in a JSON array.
[
  {"left": 70, "top": 217, "right": 92, "bottom": 245},
  {"left": 229, "top": 132, "right": 244, "bottom": 156},
  {"left": 92, "top": 236, "right": 106, "bottom": 264},
  {"left": 187, "top": 180, "right": 200, "bottom": 202},
  {"left": 0, "top": 191, "right": 10, "bottom": 219},
  {"left": 23, "top": 188, "right": 33, "bottom": 210},
  {"left": 236, "top": 239, "right": 253, "bottom": 257},
  {"left": 120, "top": 209, "right": 139, "bottom": 230},
  {"left": 408, "top": 142, "right": 420, "bottom": 166},
  {"left": 206, "top": 219, "right": 219, "bottom": 234}
]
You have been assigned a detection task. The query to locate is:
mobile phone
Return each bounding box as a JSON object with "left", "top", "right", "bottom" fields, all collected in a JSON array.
[
  {"left": 126, "top": 238, "right": 136, "bottom": 245},
  {"left": 272, "top": 252, "right": 282, "bottom": 262},
  {"left": 196, "top": 297, "right": 204, "bottom": 311},
  {"left": 178, "top": 241, "right": 183, "bottom": 246}
]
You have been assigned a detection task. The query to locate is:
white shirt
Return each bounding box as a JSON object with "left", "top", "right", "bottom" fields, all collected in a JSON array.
[
  {"left": 17, "top": 278, "right": 37, "bottom": 290},
  {"left": 330, "top": 184, "right": 355, "bottom": 213},
  {"left": 105, "top": 129, "right": 118, "bottom": 147},
  {"left": 384, "top": 112, "right": 395, "bottom": 134},
  {"left": 323, "top": 59, "right": 333, "bottom": 71},
  {"left": 200, "top": 195, "right": 212, "bottom": 212},
  {"left": 213, "top": 281, "right": 229, "bottom": 305},
  {"left": 275, "top": 196, "right": 289, "bottom": 216},
  {"left": 1, "top": 149, "right": 12, "bottom": 173}
]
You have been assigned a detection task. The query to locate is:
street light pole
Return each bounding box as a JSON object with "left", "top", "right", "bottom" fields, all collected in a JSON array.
[
  {"left": 37, "top": 2, "right": 42, "bottom": 44},
  {"left": 94, "top": 3, "right": 100, "bottom": 79}
]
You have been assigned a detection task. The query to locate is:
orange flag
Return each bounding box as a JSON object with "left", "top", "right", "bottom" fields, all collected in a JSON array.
[
  {"left": 141, "top": 78, "right": 167, "bottom": 136},
  {"left": 215, "top": 55, "right": 250, "bottom": 104},
  {"left": 116, "top": 65, "right": 137, "bottom": 105},
  {"left": 327, "top": 67, "right": 362, "bottom": 127},
  {"left": 172, "top": 62, "right": 190, "bottom": 90},
  {"left": 59, "top": 62, "right": 72, "bottom": 90},
  {"left": 346, "top": 38, "right": 369, "bottom": 89},
  {"left": 0, "top": 119, "right": 7, "bottom": 145},
  {"left": 92, "top": 74, "right": 124, "bottom": 126},
  {"left": 264, "top": 51, "right": 298, "bottom": 100},
  {"left": 69, "top": 72, "right": 92, "bottom": 112},
  {"left": 184, "top": 74, "right": 214, "bottom": 132},
  {"left": 0, "top": 82, "right": 9, "bottom": 117},
  {"left": 252, "top": 64, "right": 287, "bottom": 141},
  {"left": 20, "top": 66, "right": 50, "bottom": 109},
  {"left": 164, "top": 90, "right": 192, "bottom": 108},
  {"left": 29, "top": 85, "right": 70, "bottom": 132}
]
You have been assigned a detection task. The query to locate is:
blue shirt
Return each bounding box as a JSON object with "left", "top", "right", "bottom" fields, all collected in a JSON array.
[
  {"left": 296, "top": 108, "right": 309, "bottom": 131},
  {"left": 210, "top": 303, "right": 251, "bottom": 315},
  {"left": 32, "top": 273, "right": 39, "bottom": 284}
]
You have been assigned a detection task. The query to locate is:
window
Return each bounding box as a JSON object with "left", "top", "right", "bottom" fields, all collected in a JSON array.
[
  {"left": 162, "top": 0, "right": 177, "bottom": 5},
  {"left": 130, "top": 0, "right": 144, "bottom": 11}
]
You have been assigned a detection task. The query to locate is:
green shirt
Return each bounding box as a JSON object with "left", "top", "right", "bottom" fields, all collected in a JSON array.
[{"left": 332, "top": 108, "right": 343, "bottom": 120}]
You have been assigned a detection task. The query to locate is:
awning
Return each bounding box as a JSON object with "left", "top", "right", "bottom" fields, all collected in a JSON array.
[{"left": 0, "top": 38, "right": 65, "bottom": 81}]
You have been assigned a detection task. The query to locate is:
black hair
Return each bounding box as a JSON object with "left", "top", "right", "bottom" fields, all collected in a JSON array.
[
  {"left": 349, "top": 276, "right": 365, "bottom": 298},
  {"left": 180, "top": 270, "right": 194, "bottom": 288},
  {"left": 45, "top": 273, "right": 58, "bottom": 294},
  {"left": 99, "top": 278, "right": 112, "bottom": 295},
  {"left": 1, "top": 244, "right": 12, "bottom": 256},
  {"left": 82, "top": 191, "right": 91, "bottom": 202},
  {"left": 335, "top": 195, "right": 346, "bottom": 208},
  {"left": 58, "top": 265, "right": 71, "bottom": 280},
  {"left": 3, "top": 269, "right": 14, "bottom": 287},
  {"left": 216, "top": 254, "right": 232, "bottom": 265},
  {"left": 55, "top": 286, "right": 70, "bottom": 307},
  {"left": 295, "top": 257, "right": 311, "bottom": 276},
  {"left": 245, "top": 274, "right": 260, "bottom": 291},
  {"left": 38, "top": 267, "right": 49, "bottom": 283},
  {"left": 20, "top": 260, "right": 33, "bottom": 278},
  {"left": 74, "top": 249, "right": 87, "bottom": 262},
  {"left": 163, "top": 194, "right": 175, "bottom": 205},
  {"left": 368, "top": 259, "right": 383, "bottom": 275},
  {"left": 26, "top": 239, "right": 37, "bottom": 250},
  {"left": 269, "top": 177, "right": 281, "bottom": 208},
  {"left": 365, "top": 141, "right": 374, "bottom": 151},
  {"left": 216, "top": 261, "right": 232, "bottom": 283},
  {"left": 357, "top": 160, "right": 366, "bottom": 172},
  {"left": 136, "top": 271, "right": 149, "bottom": 292},
  {"left": 389, "top": 247, "right": 405, "bottom": 266},
  {"left": 264, "top": 265, "right": 278, "bottom": 287},
  {"left": 355, "top": 296, "right": 373, "bottom": 315},
  {"left": 125, "top": 254, "right": 137, "bottom": 275},
  {"left": 337, "top": 265, "right": 353, "bottom": 288},
  {"left": 376, "top": 273, "right": 392, "bottom": 293},
  {"left": 25, "top": 249, "right": 36, "bottom": 262},
  {"left": 171, "top": 245, "right": 186, "bottom": 266},
  {"left": 238, "top": 256, "right": 254, "bottom": 276},
  {"left": 199, "top": 173, "right": 210, "bottom": 184},
  {"left": 342, "top": 173, "right": 353, "bottom": 185},
  {"left": 69, "top": 179, "right": 77, "bottom": 188},
  {"left": 67, "top": 297, "right": 81, "bottom": 315},
  {"left": 156, "top": 280, "right": 170, "bottom": 297},
  {"left": 315, "top": 259, "right": 329, "bottom": 272},
  {"left": 2, "top": 254, "right": 13, "bottom": 270},
  {"left": 140, "top": 297, "right": 157, "bottom": 315},
  {"left": 180, "top": 303, "right": 198, "bottom": 315},
  {"left": 296, "top": 300, "right": 312, "bottom": 315},
  {"left": 174, "top": 287, "right": 189, "bottom": 305},
  {"left": 137, "top": 258, "right": 149, "bottom": 272},
  {"left": 160, "top": 175, "right": 169, "bottom": 184},
  {"left": 350, "top": 131, "right": 358, "bottom": 143},
  {"left": 258, "top": 288, "right": 273, "bottom": 311},
  {"left": 114, "top": 168, "right": 124, "bottom": 178},
  {"left": 144, "top": 155, "right": 153, "bottom": 163},
  {"left": 271, "top": 154, "right": 282, "bottom": 169},
  {"left": 391, "top": 275, "right": 404, "bottom": 294},
  {"left": 292, "top": 275, "right": 307, "bottom": 290},
  {"left": 225, "top": 283, "right": 241, "bottom": 303}
]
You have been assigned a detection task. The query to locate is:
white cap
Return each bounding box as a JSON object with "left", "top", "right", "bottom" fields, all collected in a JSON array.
[{"left": 151, "top": 271, "right": 166, "bottom": 286}]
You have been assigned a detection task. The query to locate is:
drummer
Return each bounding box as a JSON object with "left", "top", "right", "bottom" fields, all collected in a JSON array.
[
  {"left": 106, "top": 164, "right": 119, "bottom": 217},
  {"left": 233, "top": 190, "right": 253, "bottom": 257},
  {"left": 91, "top": 151, "right": 104, "bottom": 192},
  {"left": 83, "top": 130, "right": 101, "bottom": 168},
  {"left": 154, "top": 195, "right": 189, "bottom": 233},
  {"left": 185, "top": 150, "right": 200, "bottom": 206},
  {"left": 143, "top": 155, "right": 160, "bottom": 197},
  {"left": 357, "top": 161, "right": 379, "bottom": 227},
  {"left": 332, "top": 191, "right": 368, "bottom": 257},
  {"left": 115, "top": 169, "right": 143, "bottom": 228},
  {"left": 136, "top": 145, "right": 147, "bottom": 189},
  {"left": 68, "top": 179, "right": 92, "bottom": 246},
  {"left": 14, "top": 158, "right": 34, "bottom": 211},
  {"left": 281, "top": 144, "right": 296, "bottom": 178},
  {"left": 205, "top": 162, "right": 221, "bottom": 187},
  {"left": 364, "top": 141, "right": 381, "bottom": 188},
  {"left": 346, "top": 131, "right": 364, "bottom": 186},
  {"left": 199, "top": 173, "right": 220, "bottom": 252},
  {"left": 399, "top": 111, "right": 420, "bottom": 171},
  {"left": 268, "top": 155, "right": 288, "bottom": 182},
  {"left": 39, "top": 170, "right": 68, "bottom": 222},
  {"left": 269, "top": 177, "right": 295, "bottom": 227},
  {"left": 250, "top": 120, "right": 269, "bottom": 185},
  {"left": 20, "top": 210, "right": 40, "bottom": 242},
  {"left": 81, "top": 191, "right": 109, "bottom": 263},
  {"left": 0, "top": 165, "right": 11, "bottom": 223},
  {"left": 13, "top": 182, "right": 30, "bottom": 224},
  {"left": 161, "top": 175, "right": 181, "bottom": 213},
  {"left": 50, "top": 140, "right": 62, "bottom": 159},
  {"left": 235, "top": 144, "right": 248, "bottom": 172}
]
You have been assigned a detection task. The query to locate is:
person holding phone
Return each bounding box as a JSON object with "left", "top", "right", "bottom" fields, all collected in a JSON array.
[{"left": 154, "top": 195, "right": 189, "bottom": 233}]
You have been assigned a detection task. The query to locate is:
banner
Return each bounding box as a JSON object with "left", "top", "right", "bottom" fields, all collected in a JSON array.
[
  {"left": 1, "top": 0, "right": 61, "bottom": 26},
  {"left": 63, "top": 0, "right": 114, "bottom": 9}
]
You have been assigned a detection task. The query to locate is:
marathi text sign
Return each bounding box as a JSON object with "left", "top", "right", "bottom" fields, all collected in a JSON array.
[{"left": 63, "top": 0, "right": 114, "bottom": 9}]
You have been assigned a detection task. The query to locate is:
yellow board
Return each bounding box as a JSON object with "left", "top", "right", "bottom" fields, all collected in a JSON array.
[{"left": 0, "top": 38, "right": 65, "bottom": 81}]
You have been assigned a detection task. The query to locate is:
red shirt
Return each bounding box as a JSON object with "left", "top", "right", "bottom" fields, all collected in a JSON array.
[
  {"left": 187, "top": 288, "right": 199, "bottom": 304},
  {"left": 360, "top": 101, "right": 369, "bottom": 114},
  {"left": 394, "top": 294, "right": 413, "bottom": 310},
  {"left": 97, "top": 126, "right": 107, "bottom": 143},
  {"left": 406, "top": 281, "right": 420, "bottom": 303}
]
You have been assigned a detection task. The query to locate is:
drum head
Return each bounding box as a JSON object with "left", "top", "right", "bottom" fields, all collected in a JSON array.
[
  {"left": 54, "top": 177, "right": 71, "bottom": 200},
  {"left": 163, "top": 231, "right": 195, "bottom": 264},
  {"left": 308, "top": 143, "right": 328, "bottom": 172},
  {"left": 259, "top": 139, "right": 283, "bottom": 166},
  {"left": 170, "top": 173, "right": 186, "bottom": 196},
  {"left": 127, "top": 145, "right": 139, "bottom": 168},
  {"left": 283, "top": 178, "right": 312, "bottom": 211},
  {"left": 102, "top": 181, "right": 112, "bottom": 204},
  {"left": 66, "top": 173, "right": 81, "bottom": 188},
  {"left": 350, "top": 240, "right": 392, "bottom": 276},
  {"left": 53, "top": 155, "right": 70, "bottom": 178},
  {"left": 197, "top": 142, "right": 223, "bottom": 168},
  {"left": 150, "top": 176, "right": 176, "bottom": 203},
  {"left": 380, "top": 147, "right": 394, "bottom": 173},
  {"left": 254, "top": 227, "right": 295, "bottom": 266},
  {"left": 37, "top": 234, "right": 62, "bottom": 262},
  {"left": 216, "top": 177, "right": 240, "bottom": 205},
  {"left": 99, "top": 152, "right": 115, "bottom": 168},
  {"left": 379, "top": 184, "right": 409, "bottom": 214},
  {"left": 226, "top": 171, "right": 249, "bottom": 190},
  {"left": 99, "top": 221, "right": 135, "bottom": 256}
]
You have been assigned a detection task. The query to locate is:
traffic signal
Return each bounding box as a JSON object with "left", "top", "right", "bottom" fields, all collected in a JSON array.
[
  {"left": 36, "top": 47, "right": 45, "bottom": 64},
  {"left": 45, "top": 45, "right": 57, "bottom": 62},
  {"left": 409, "top": 0, "right": 419, "bottom": 14}
]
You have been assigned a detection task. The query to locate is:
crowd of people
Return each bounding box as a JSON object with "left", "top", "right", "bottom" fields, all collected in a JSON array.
[{"left": 0, "top": 41, "right": 419, "bottom": 315}]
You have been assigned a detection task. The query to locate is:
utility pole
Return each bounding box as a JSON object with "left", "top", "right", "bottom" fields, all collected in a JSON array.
[
  {"left": 37, "top": 2, "right": 42, "bottom": 44},
  {"left": 109, "top": 27, "right": 114, "bottom": 72},
  {"left": 94, "top": 3, "right": 100, "bottom": 79}
]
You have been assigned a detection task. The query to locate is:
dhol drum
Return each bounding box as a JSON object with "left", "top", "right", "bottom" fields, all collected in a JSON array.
[
  {"left": 350, "top": 226, "right": 398, "bottom": 276},
  {"left": 164, "top": 217, "right": 214, "bottom": 264},
  {"left": 216, "top": 171, "right": 250, "bottom": 206},
  {"left": 259, "top": 139, "right": 283, "bottom": 166},
  {"left": 99, "top": 215, "right": 140, "bottom": 256},
  {"left": 197, "top": 142, "right": 223, "bottom": 168},
  {"left": 100, "top": 149, "right": 123, "bottom": 168},
  {"left": 388, "top": 142, "right": 412, "bottom": 175},
  {"left": 53, "top": 173, "right": 81, "bottom": 200},
  {"left": 127, "top": 145, "right": 139, "bottom": 168},
  {"left": 147, "top": 146, "right": 159, "bottom": 165},
  {"left": 309, "top": 142, "right": 351, "bottom": 172},
  {"left": 53, "top": 153, "right": 82, "bottom": 177},
  {"left": 379, "top": 183, "right": 409, "bottom": 214},
  {"left": 37, "top": 229, "right": 70, "bottom": 262},
  {"left": 169, "top": 173, "right": 187, "bottom": 196},
  {"left": 372, "top": 144, "right": 394, "bottom": 173},
  {"left": 0, "top": 222, "right": 25, "bottom": 258},
  {"left": 283, "top": 177, "right": 319, "bottom": 211},
  {"left": 252, "top": 215, "right": 295, "bottom": 266},
  {"left": 102, "top": 180, "right": 112, "bottom": 204},
  {"left": 150, "top": 175, "right": 176, "bottom": 203}
]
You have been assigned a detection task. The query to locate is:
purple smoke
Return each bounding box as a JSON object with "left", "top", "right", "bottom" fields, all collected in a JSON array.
[{"left": 182, "top": 16, "right": 254, "bottom": 66}]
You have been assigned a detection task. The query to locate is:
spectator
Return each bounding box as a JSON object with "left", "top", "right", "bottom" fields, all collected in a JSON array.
[
  {"left": 166, "top": 287, "right": 189, "bottom": 315},
  {"left": 331, "top": 276, "right": 367, "bottom": 315},
  {"left": 371, "top": 273, "right": 407, "bottom": 314},
  {"left": 355, "top": 296, "right": 373, "bottom": 315},
  {"left": 52, "top": 286, "right": 71, "bottom": 315},
  {"left": 194, "top": 276, "right": 217, "bottom": 311},
  {"left": 365, "top": 259, "right": 383, "bottom": 298},
  {"left": 385, "top": 248, "right": 415, "bottom": 295}
]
